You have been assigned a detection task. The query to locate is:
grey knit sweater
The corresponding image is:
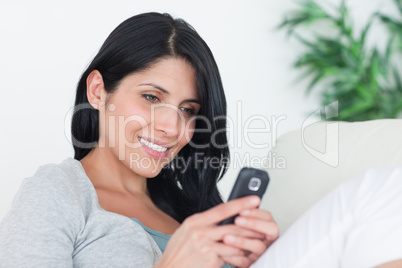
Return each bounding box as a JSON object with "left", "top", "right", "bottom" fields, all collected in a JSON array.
[{"left": 0, "top": 158, "right": 161, "bottom": 267}]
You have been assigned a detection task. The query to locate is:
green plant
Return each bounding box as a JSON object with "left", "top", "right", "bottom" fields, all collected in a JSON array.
[
  {"left": 377, "top": 0, "right": 402, "bottom": 50},
  {"left": 279, "top": 0, "right": 402, "bottom": 121}
]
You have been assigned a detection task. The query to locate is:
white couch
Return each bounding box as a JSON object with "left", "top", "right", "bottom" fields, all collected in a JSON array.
[{"left": 260, "top": 119, "right": 402, "bottom": 233}]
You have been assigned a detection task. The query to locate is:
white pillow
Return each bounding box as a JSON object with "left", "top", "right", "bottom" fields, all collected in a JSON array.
[{"left": 260, "top": 119, "right": 402, "bottom": 233}]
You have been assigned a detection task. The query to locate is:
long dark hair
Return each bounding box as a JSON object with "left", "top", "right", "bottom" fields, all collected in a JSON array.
[{"left": 71, "top": 12, "right": 229, "bottom": 223}]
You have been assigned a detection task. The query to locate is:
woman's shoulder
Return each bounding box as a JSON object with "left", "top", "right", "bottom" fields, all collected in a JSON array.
[
  {"left": 26, "top": 158, "right": 93, "bottom": 196},
  {"left": 33, "top": 157, "right": 87, "bottom": 182},
  {"left": 0, "top": 158, "right": 102, "bottom": 265},
  {"left": 13, "top": 158, "right": 97, "bottom": 216}
]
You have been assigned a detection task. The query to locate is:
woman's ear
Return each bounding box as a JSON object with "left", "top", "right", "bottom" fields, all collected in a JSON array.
[{"left": 86, "top": 70, "right": 107, "bottom": 110}]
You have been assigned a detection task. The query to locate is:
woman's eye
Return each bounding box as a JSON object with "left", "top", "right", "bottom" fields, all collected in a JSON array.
[
  {"left": 143, "top": 94, "right": 160, "bottom": 103},
  {"left": 180, "top": 107, "right": 196, "bottom": 116}
]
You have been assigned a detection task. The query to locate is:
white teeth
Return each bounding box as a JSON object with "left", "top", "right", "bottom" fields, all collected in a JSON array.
[{"left": 139, "top": 138, "right": 168, "bottom": 152}]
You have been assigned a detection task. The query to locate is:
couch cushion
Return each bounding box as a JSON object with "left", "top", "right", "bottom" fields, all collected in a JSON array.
[{"left": 260, "top": 119, "right": 402, "bottom": 233}]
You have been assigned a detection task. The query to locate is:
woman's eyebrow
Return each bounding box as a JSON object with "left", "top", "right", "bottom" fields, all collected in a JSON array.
[
  {"left": 184, "top": 98, "right": 201, "bottom": 105},
  {"left": 138, "top": 83, "right": 169, "bottom": 94}
]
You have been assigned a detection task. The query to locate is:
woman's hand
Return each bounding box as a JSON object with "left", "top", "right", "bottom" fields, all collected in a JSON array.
[
  {"left": 221, "top": 206, "right": 280, "bottom": 267},
  {"left": 154, "top": 196, "right": 264, "bottom": 268}
]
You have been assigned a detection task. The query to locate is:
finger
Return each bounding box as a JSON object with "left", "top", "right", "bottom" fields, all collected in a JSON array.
[
  {"left": 175, "top": 224, "right": 263, "bottom": 252},
  {"left": 206, "top": 243, "right": 245, "bottom": 258},
  {"left": 187, "top": 196, "right": 260, "bottom": 226},
  {"left": 179, "top": 251, "right": 226, "bottom": 268},
  {"left": 221, "top": 255, "right": 254, "bottom": 268},
  {"left": 235, "top": 216, "right": 280, "bottom": 240},
  {"left": 208, "top": 224, "right": 265, "bottom": 241},
  {"left": 239, "top": 209, "right": 273, "bottom": 221},
  {"left": 222, "top": 235, "right": 267, "bottom": 256}
]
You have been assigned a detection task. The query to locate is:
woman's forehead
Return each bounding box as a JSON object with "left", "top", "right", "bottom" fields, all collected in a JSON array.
[{"left": 120, "top": 58, "right": 198, "bottom": 98}]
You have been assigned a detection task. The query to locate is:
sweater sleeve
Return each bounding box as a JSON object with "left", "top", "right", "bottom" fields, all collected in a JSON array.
[{"left": 0, "top": 165, "right": 83, "bottom": 267}]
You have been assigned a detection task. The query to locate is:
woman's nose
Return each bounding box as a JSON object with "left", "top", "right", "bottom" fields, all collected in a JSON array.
[{"left": 152, "top": 104, "right": 183, "bottom": 138}]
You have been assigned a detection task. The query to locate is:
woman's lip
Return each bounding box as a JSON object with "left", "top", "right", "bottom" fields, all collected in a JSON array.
[
  {"left": 139, "top": 141, "right": 170, "bottom": 160},
  {"left": 138, "top": 136, "right": 175, "bottom": 148}
]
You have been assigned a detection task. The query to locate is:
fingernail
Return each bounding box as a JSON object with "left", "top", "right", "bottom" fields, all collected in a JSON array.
[
  {"left": 249, "top": 196, "right": 260, "bottom": 206},
  {"left": 235, "top": 217, "right": 247, "bottom": 226},
  {"left": 241, "top": 209, "right": 251, "bottom": 216},
  {"left": 225, "top": 235, "right": 236, "bottom": 244}
]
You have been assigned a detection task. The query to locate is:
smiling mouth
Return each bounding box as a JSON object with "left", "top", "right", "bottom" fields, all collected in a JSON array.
[{"left": 138, "top": 137, "right": 168, "bottom": 152}]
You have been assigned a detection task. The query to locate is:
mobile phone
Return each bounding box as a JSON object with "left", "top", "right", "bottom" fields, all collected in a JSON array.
[{"left": 218, "top": 167, "right": 270, "bottom": 225}]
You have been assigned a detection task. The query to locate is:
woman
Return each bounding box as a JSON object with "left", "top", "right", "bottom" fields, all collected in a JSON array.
[
  {"left": 2, "top": 12, "right": 402, "bottom": 268},
  {"left": 0, "top": 12, "right": 278, "bottom": 267}
]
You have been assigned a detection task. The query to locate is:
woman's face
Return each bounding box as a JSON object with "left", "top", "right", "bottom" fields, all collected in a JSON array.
[{"left": 98, "top": 58, "right": 200, "bottom": 178}]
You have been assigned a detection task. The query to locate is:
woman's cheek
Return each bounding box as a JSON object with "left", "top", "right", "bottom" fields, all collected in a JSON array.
[
  {"left": 123, "top": 109, "right": 152, "bottom": 140},
  {"left": 184, "top": 120, "right": 196, "bottom": 143}
]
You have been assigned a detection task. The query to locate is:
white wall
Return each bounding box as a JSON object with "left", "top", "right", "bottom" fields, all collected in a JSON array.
[{"left": 0, "top": 0, "right": 394, "bottom": 220}]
